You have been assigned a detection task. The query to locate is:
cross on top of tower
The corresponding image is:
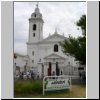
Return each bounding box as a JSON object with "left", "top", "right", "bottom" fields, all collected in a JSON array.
[
  {"left": 36, "top": 2, "right": 38, "bottom": 8},
  {"left": 35, "top": 2, "right": 40, "bottom": 13},
  {"left": 55, "top": 27, "right": 58, "bottom": 34}
]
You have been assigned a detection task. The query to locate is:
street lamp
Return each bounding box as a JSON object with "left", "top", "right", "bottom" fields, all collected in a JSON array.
[
  {"left": 24, "top": 59, "right": 28, "bottom": 74},
  {"left": 42, "top": 63, "right": 44, "bottom": 79}
]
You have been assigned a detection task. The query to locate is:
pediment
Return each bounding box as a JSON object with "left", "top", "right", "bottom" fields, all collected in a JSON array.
[
  {"left": 39, "top": 33, "right": 66, "bottom": 43},
  {"left": 44, "top": 53, "right": 65, "bottom": 59}
]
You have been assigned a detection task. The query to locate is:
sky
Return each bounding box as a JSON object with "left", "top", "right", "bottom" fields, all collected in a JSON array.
[{"left": 14, "top": 2, "right": 86, "bottom": 55}]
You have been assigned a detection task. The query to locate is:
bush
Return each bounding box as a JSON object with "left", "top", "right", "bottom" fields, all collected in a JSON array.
[{"left": 14, "top": 80, "right": 43, "bottom": 94}]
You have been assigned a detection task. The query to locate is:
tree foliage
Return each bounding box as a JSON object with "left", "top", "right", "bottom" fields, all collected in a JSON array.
[
  {"left": 76, "top": 15, "right": 86, "bottom": 36},
  {"left": 60, "top": 15, "right": 86, "bottom": 65}
]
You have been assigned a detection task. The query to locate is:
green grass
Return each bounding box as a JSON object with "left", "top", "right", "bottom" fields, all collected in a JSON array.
[
  {"left": 14, "top": 80, "right": 86, "bottom": 98},
  {"left": 14, "top": 80, "right": 42, "bottom": 94}
]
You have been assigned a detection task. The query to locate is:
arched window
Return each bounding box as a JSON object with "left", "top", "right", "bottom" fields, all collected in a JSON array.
[
  {"left": 68, "top": 62, "right": 70, "bottom": 65},
  {"left": 54, "top": 44, "right": 58, "bottom": 52},
  {"left": 33, "top": 24, "right": 36, "bottom": 30},
  {"left": 34, "top": 14, "right": 36, "bottom": 17},
  {"left": 33, "top": 33, "right": 35, "bottom": 37},
  {"left": 32, "top": 60, "right": 34, "bottom": 63},
  {"left": 32, "top": 51, "right": 34, "bottom": 56}
]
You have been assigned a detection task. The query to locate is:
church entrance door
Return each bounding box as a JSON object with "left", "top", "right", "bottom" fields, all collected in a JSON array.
[
  {"left": 56, "top": 62, "right": 60, "bottom": 75},
  {"left": 48, "top": 62, "right": 51, "bottom": 76}
]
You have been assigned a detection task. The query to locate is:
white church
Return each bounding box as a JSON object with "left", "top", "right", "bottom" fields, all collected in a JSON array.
[{"left": 14, "top": 4, "right": 80, "bottom": 78}]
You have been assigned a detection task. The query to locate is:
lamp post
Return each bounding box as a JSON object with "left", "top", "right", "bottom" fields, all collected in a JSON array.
[
  {"left": 68, "top": 61, "right": 70, "bottom": 76},
  {"left": 42, "top": 63, "right": 44, "bottom": 79},
  {"left": 24, "top": 59, "right": 28, "bottom": 74}
]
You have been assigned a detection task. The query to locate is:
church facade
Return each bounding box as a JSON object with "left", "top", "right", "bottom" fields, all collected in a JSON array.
[{"left": 14, "top": 4, "right": 79, "bottom": 78}]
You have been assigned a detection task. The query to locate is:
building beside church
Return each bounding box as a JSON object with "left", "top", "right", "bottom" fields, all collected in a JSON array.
[{"left": 14, "top": 4, "right": 80, "bottom": 78}]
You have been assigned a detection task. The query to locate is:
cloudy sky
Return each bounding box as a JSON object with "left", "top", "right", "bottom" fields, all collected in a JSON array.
[{"left": 14, "top": 2, "right": 86, "bottom": 55}]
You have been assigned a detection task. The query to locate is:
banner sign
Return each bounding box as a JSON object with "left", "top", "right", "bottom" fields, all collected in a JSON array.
[{"left": 43, "top": 76, "right": 71, "bottom": 95}]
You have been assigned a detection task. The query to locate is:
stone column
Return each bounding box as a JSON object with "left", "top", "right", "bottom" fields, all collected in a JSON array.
[{"left": 44, "top": 63, "right": 48, "bottom": 76}]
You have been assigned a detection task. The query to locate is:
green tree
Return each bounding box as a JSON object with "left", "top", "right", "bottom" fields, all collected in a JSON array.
[
  {"left": 60, "top": 15, "right": 86, "bottom": 65},
  {"left": 76, "top": 15, "right": 86, "bottom": 36}
]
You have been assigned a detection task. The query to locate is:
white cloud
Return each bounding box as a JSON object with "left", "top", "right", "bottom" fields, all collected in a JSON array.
[{"left": 14, "top": 2, "right": 86, "bottom": 55}]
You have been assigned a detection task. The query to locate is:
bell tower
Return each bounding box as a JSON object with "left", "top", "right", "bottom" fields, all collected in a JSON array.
[{"left": 28, "top": 3, "right": 44, "bottom": 43}]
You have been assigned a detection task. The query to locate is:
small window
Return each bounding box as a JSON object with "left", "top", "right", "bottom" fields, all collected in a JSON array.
[
  {"left": 33, "top": 24, "right": 36, "bottom": 30},
  {"left": 68, "top": 62, "right": 70, "bottom": 64},
  {"left": 54, "top": 44, "right": 58, "bottom": 52},
  {"left": 32, "top": 51, "right": 34, "bottom": 56},
  {"left": 33, "top": 33, "right": 35, "bottom": 37},
  {"left": 14, "top": 54, "right": 17, "bottom": 59},
  {"left": 32, "top": 60, "right": 34, "bottom": 63}
]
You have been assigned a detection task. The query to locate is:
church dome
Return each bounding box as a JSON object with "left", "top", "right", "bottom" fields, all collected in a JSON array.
[
  {"left": 31, "top": 12, "right": 42, "bottom": 19},
  {"left": 31, "top": 3, "right": 42, "bottom": 19},
  {"left": 35, "top": 7, "right": 40, "bottom": 13}
]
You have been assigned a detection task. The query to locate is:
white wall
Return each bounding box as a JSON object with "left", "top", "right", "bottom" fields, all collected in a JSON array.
[
  {"left": 27, "top": 40, "right": 79, "bottom": 73},
  {"left": 14, "top": 55, "right": 26, "bottom": 72}
]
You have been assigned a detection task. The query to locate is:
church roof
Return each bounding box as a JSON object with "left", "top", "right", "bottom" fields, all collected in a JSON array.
[
  {"left": 38, "top": 32, "right": 67, "bottom": 44},
  {"left": 27, "top": 32, "right": 67, "bottom": 45},
  {"left": 14, "top": 53, "right": 29, "bottom": 58}
]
